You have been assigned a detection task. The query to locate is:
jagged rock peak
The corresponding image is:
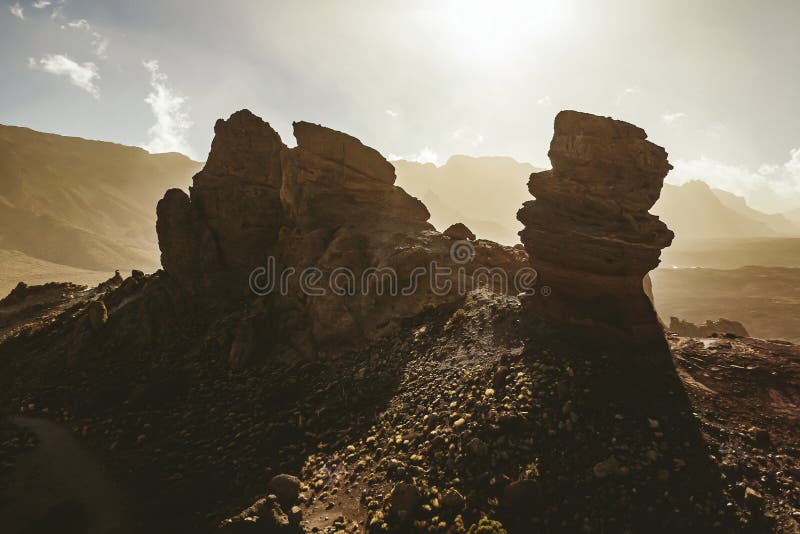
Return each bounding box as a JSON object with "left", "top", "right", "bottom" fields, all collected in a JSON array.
[
  {"left": 201, "top": 109, "right": 285, "bottom": 183},
  {"left": 156, "top": 109, "right": 526, "bottom": 357},
  {"left": 292, "top": 121, "right": 396, "bottom": 184},
  {"left": 517, "top": 110, "right": 674, "bottom": 349}
]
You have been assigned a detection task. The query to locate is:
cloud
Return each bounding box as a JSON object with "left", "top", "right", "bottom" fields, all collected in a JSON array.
[
  {"left": 616, "top": 86, "right": 640, "bottom": 105},
  {"left": 385, "top": 109, "right": 399, "bottom": 118},
  {"left": 661, "top": 112, "right": 686, "bottom": 124},
  {"left": 29, "top": 54, "right": 100, "bottom": 98},
  {"left": 64, "top": 19, "right": 90, "bottom": 30},
  {"left": 452, "top": 128, "right": 484, "bottom": 147},
  {"left": 537, "top": 96, "right": 552, "bottom": 106},
  {"left": 670, "top": 148, "right": 800, "bottom": 213},
  {"left": 387, "top": 147, "right": 440, "bottom": 165},
  {"left": 32, "top": 0, "right": 51, "bottom": 7},
  {"left": 61, "top": 19, "right": 109, "bottom": 58},
  {"left": 142, "top": 59, "right": 194, "bottom": 158},
  {"left": 9, "top": 2, "right": 24, "bottom": 19}
]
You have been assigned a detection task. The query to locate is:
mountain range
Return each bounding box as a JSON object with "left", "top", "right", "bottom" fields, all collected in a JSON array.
[
  {"left": 1, "top": 123, "right": 798, "bottom": 295},
  {"left": 0, "top": 124, "right": 200, "bottom": 293}
]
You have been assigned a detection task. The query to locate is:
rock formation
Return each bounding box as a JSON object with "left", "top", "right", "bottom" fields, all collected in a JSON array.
[
  {"left": 517, "top": 110, "right": 674, "bottom": 347},
  {"left": 443, "top": 222, "right": 476, "bottom": 241},
  {"left": 157, "top": 110, "right": 528, "bottom": 358},
  {"left": 669, "top": 316, "right": 749, "bottom": 338}
]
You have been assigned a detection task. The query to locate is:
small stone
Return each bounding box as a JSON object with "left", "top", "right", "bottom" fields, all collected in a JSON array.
[
  {"left": 744, "top": 487, "right": 764, "bottom": 509},
  {"left": 87, "top": 300, "right": 108, "bottom": 332},
  {"left": 493, "top": 366, "right": 509, "bottom": 390},
  {"left": 749, "top": 426, "right": 771, "bottom": 448},
  {"left": 593, "top": 455, "right": 620, "bottom": 478},
  {"left": 268, "top": 474, "right": 301, "bottom": 507},
  {"left": 443, "top": 222, "right": 476, "bottom": 241},
  {"left": 390, "top": 482, "right": 420, "bottom": 522},
  {"left": 440, "top": 488, "right": 465, "bottom": 511}
]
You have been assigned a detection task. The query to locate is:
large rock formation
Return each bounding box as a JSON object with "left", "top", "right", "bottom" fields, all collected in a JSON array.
[
  {"left": 517, "top": 110, "right": 674, "bottom": 347},
  {"left": 157, "top": 110, "right": 528, "bottom": 358}
]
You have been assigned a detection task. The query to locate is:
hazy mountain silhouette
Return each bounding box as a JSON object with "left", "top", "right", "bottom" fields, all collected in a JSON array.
[
  {"left": 394, "top": 157, "right": 799, "bottom": 246},
  {"left": 393, "top": 155, "right": 542, "bottom": 244},
  {"left": 651, "top": 180, "right": 798, "bottom": 240},
  {"left": 712, "top": 187, "right": 799, "bottom": 235},
  {"left": 0, "top": 124, "right": 201, "bottom": 279},
  {"left": 785, "top": 207, "right": 800, "bottom": 228}
]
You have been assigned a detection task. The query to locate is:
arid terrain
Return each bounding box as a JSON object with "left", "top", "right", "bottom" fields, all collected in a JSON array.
[
  {"left": 1, "top": 109, "right": 799, "bottom": 534},
  {"left": 652, "top": 266, "right": 800, "bottom": 344},
  {"left": 1, "top": 281, "right": 798, "bottom": 533}
]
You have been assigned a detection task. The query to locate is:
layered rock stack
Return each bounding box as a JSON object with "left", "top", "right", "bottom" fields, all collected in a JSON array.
[
  {"left": 517, "top": 110, "right": 674, "bottom": 347},
  {"left": 157, "top": 110, "right": 528, "bottom": 358}
]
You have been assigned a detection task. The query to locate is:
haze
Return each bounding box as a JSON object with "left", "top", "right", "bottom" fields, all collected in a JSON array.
[{"left": 2, "top": 0, "right": 799, "bottom": 212}]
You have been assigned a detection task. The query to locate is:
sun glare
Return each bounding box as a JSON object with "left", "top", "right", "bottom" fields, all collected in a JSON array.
[{"left": 434, "top": 0, "right": 570, "bottom": 64}]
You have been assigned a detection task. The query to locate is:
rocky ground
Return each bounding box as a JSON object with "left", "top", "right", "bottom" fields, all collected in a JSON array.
[{"left": 1, "top": 279, "right": 798, "bottom": 533}]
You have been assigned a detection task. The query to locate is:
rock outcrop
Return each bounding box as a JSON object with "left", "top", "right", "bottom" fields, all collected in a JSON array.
[
  {"left": 443, "top": 222, "right": 476, "bottom": 241},
  {"left": 517, "top": 110, "right": 674, "bottom": 347},
  {"left": 669, "top": 316, "right": 749, "bottom": 338},
  {"left": 157, "top": 110, "right": 528, "bottom": 358}
]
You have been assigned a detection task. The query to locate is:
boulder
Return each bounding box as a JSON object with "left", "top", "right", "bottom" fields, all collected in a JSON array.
[
  {"left": 267, "top": 474, "right": 301, "bottom": 508},
  {"left": 389, "top": 482, "right": 420, "bottom": 521},
  {"left": 87, "top": 300, "right": 108, "bottom": 332},
  {"left": 443, "top": 222, "right": 476, "bottom": 241}
]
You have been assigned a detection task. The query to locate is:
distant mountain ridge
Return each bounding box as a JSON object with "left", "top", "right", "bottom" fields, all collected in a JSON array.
[
  {"left": 1, "top": 124, "right": 798, "bottom": 291},
  {"left": 394, "top": 156, "right": 800, "bottom": 245},
  {"left": 653, "top": 180, "right": 800, "bottom": 241},
  {"left": 0, "top": 124, "right": 201, "bottom": 273},
  {"left": 393, "top": 155, "right": 542, "bottom": 244}
]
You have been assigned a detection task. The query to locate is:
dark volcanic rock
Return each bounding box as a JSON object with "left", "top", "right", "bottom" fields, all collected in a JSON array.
[{"left": 517, "top": 110, "right": 674, "bottom": 348}]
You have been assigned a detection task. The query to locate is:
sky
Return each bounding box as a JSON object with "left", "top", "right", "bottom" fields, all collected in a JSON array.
[{"left": 2, "top": 0, "right": 799, "bottom": 213}]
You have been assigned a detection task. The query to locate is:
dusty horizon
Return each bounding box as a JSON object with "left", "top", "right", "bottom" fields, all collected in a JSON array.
[{"left": 2, "top": 0, "right": 800, "bottom": 213}]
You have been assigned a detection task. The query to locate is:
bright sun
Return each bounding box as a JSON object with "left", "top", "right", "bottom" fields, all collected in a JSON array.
[{"left": 434, "top": 0, "right": 571, "bottom": 65}]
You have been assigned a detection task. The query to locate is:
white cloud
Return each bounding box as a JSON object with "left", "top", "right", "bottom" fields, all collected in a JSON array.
[
  {"left": 64, "top": 19, "right": 90, "bottom": 30},
  {"left": 537, "top": 96, "right": 552, "bottom": 106},
  {"left": 452, "top": 128, "right": 484, "bottom": 147},
  {"left": 142, "top": 59, "right": 194, "bottom": 158},
  {"left": 387, "top": 147, "right": 440, "bottom": 165},
  {"left": 385, "top": 109, "right": 399, "bottom": 118},
  {"left": 670, "top": 148, "right": 800, "bottom": 213},
  {"left": 9, "top": 2, "right": 24, "bottom": 19},
  {"left": 90, "top": 32, "right": 109, "bottom": 57},
  {"left": 662, "top": 111, "right": 686, "bottom": 124},
  {"left": 32, "top": 0, "right": 51, "bottom": 8},
  {"left": 29, "top": 54, "right": 100, "bottom": 98},
  {"left": 616, "top": 86, "right": 640, "bottom": 105},
  {"left": 61, "top": 19, "right": 109, "bottom": 58}
]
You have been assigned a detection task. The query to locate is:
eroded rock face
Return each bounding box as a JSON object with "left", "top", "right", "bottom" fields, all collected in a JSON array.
[
  {"left": 157, "top": 111, "right": 285, "bottom": 296},
  {"left": 157, "top": 110, "right": 527, "bottom": 358},
  {"left": 517, "top": 110, "right": 674, "bottom": 347}
]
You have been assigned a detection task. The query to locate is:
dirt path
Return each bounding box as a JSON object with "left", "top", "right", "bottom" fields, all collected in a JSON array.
[{"left": 1, "top": 416, "right": 133, "bottom": 534}]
